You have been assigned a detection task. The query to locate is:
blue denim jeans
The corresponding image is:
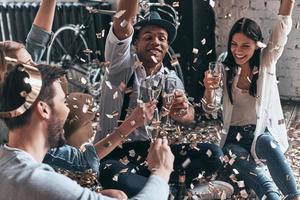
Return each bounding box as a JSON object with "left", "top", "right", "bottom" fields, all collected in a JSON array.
[{"left": 223, "top": 128, "right": 300, "bottom": 200}]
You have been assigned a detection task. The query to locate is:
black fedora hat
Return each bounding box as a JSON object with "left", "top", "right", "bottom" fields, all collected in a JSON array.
[{"left": 133, "top": 11, "right": 177, "bottom": 44}]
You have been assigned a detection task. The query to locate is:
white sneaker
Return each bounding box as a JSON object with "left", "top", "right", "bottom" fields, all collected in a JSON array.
[{"left": 190, "top": 180, "right": 234, "bottom": 200}]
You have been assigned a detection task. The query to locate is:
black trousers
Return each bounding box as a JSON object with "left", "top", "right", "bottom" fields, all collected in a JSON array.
[{"left": 99, "top": 140, "right": 224, "bottom": 198}]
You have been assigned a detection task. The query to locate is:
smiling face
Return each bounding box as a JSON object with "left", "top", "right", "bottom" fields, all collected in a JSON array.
[
  {"left": 230, "top": 33, "right": 257, "bottom": 66},
  {"left": 134, "top": 25, "right": 169, "bottom": 68}
]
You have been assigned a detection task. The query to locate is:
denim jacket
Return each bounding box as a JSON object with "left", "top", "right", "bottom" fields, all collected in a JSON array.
[{"left": 43, "top": 144, "right": 100, "bottom": 173}]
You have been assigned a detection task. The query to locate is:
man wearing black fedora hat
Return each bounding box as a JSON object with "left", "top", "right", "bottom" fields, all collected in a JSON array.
[{"left": 95, "top": 0, "right": 231, "bottom": 199}]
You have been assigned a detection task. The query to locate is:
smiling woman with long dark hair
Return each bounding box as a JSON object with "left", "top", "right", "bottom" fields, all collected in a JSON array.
[{"left": 202, "top": 0, "right": 300, "bottom": 199}]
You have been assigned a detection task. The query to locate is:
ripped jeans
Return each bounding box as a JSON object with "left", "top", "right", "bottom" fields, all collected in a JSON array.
[{"left": 223, "top": 126, "right": 300, "bottom": 200}]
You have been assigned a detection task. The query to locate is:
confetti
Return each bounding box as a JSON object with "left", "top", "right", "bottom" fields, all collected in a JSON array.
[
  {"left": 232, "top": 168, "right": 239, "bottom": 175},
  {"left": 120, "top": 19, "right": 128, "bottom": 28},
  {"left": 237, "top": 180, "right": 245, "bottom": 188},
  {"left": 256, "top": 41, "right": 267, "bottom": 48},
  {"left": 296, "top": 21, "right": 299, "bottom": 29},
  {"left": 151, "top": 55, "right": 158, "bottom": 63},
  {"left": 201, "top": 38, "right": 206, "bottom": 45},
  {"left": 130, "top": 120, "right": 136, "bottom": 127},
  {"left": 112, "top": 174, "right": 119, "bottom": 182},
  {"left": 96, "top": 29, "right": 105, "bottom": 39},
  {"left": 103, "top": 141, "right": 112, "bottom": 148},
  {"left": 114, "top": 10, "right": 126, "bottom": 19},
  {"left": 209, "top": 0, "right": 215, "bottom": 8},
  {"left": 182, "top": 158, "right": 191, "bottom": 168},
  {"left": 73, "top": 105, "right": 78, "bottom": 109},
  {"left": 236, "top": 132, "right": 242, "bottom": 141},
  {"left": 172, "top": 1, "right": 180, "bottom": 7},
  {"left": 240, "top": 189, "right": 248, "bottom": 198},
  {"left": 113, "top": 91, "right": 119, "bottom": 100},
  {"left": 206, "top": 149, "right": 212, "bottom": 157},
  {"left": 83, "top": 48, "right": 93, "bottom": 54},
  {"left": 82, "top": 104, "right": 89, "bottom": 113},
  {"left": 192, "top": 48, "right": 199, "bottom": 55},
  {"left": 80, "top": 77, "right": 87, "bottom": 85},
  {"left": 105, "top": 81, "right": 113, "bottom": 90},
  {"left": 129, "top": 150, "right": 136, "bottom": 157},
  {"left": 20, "top": 91, "right": 27, "bottom": 97},
  {"left": 207, "top": 49, "right": 213, "bottom": 55},
  {"left": 270, "top": 141, "right": 277, "bottom": 148}
]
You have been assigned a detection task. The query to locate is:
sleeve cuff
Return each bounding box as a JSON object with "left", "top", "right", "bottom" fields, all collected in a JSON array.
[
  {"left": 106, "top": 26, "right": 133, "bottom": 46},
  {"left": 26, "top": 24, "right": 52, "bottom": 47}
]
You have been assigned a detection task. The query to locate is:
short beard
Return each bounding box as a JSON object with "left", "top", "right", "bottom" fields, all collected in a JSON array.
[{"left": 47, "top": 113, "right": 66, "bottom": 149}]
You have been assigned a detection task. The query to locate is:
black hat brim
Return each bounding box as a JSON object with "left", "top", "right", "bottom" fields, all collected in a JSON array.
[{"left": 133, "top": 18, "right": 177, "bottom": 44}]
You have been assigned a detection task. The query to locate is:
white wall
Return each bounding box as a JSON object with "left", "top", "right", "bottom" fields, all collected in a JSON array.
[{"left": 214, "top": 0, "right": 300, "bottom": 100}]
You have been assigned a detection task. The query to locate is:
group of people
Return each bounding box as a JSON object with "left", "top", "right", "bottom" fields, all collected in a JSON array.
[{"left": 0, "top": 0, "right": 299, "bottom": 200}]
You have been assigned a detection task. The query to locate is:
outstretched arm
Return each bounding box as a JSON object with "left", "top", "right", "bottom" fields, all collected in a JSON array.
[
  {"left": 112, "top": 0, "right": 139, "bottom": 40},
  {"left": 279, "top": 0, "right": 294, "bottom": 16},
  {"left": 33, "top": 0, "right": 56, "bottom": 32}
]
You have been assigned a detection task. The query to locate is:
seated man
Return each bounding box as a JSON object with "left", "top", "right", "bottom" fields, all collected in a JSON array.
[
  {"left": 95, "top": 0, "right": 231, "bottom": 198},
  {"left": 0, "top": 61, "right": 174, "bottom": 200}
]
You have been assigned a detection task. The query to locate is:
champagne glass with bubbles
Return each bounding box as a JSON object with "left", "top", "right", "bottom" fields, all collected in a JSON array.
[{"left": 208, "top": 61, "right": 224, "bottom": 111}]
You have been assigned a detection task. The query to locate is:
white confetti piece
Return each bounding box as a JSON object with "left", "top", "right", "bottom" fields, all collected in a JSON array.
[
  {"left": 120, "top": 19, "right": 128, "bottom": 28},
  {"left": 192, "top": 48, "right": 199, "bottom": 54},
  {"left": 209, "top": 0, "right": 215, "bottom": 8},
  {"left": 206, "top": 149, "right": 212, "bottom": 157},
  {"left": 105, "top": 81, "right": 113, "bottom": 90},
  {"left": 237, "top": 180, "right": 245, "bottom": 188},
  {"left": 270, "top": 141, "right": 277, "bottom": 148},
  {"left": 82, "top": 104, "right": 89, "bottom": 113},
  {"left": 73, "top": 105, "right": 78, "bottom": 109},
  {"left": 256, "top": 41, "right": 267, "bottom": 48},
  {"left": 112, "top": 174, "right": 119, "bottom": 182},
  {"left": 151, "top": 55, "right": 158, "bottom": 63},
  {"left": 113, "top": 91, "right": 119, "bottom": 99},
  {"left": 129, "top": 149, "right": 136, "bottom": 157},
  {"left": 182, "top": 158, "right": 191, "bottom": 168},
  {"left": 236, "top": 132, "right": 242, "bottom": 141},
  {"left": 240, "top": 189, "right": 248, "bottom": 198},
  {"left": 201, "top": 38, "right": 206, "bottom": 45},
  {"left": 232, "top": 168, "right": 239, "bottom": 175},
  {"left": 207, "top": 49, "right": 213, "bottom": 55}
]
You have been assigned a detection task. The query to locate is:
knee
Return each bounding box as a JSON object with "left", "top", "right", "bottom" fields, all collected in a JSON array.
[{"left": 256, "top": 134, "right": 279, "bottom": 152}]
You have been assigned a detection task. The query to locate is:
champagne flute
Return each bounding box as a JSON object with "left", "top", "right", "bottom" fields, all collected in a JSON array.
[
  {"left": 208, "top": 61, "right": 223, "bottom": 111},
  {"left": 161, "top": 76, "right": 177, "bottom": 131}
]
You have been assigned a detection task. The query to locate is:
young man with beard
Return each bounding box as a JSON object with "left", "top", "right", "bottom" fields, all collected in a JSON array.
[{"left": 0, "top": 63, "right": 174, "bottom": 200}]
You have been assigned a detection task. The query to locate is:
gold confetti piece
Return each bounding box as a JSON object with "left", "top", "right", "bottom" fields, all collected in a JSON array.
[
  {"left": 236, "top": 132, "right": 242, "bottom": 141},
  {"left": 105, "top": 81, "right": 113, "bottom": 90},
  {"left": 171, "top": 58, "right": 179, "bottom": 67},
  {"left": 151, "top": 55, "right": 158, "bottom": 64},
  {"left": 192, "top": 48, "right": 199, "bottom": 54},
  {"left": 229, "top": 158, "right": 236, "bottom": 165},
  {"left": 240, "top": 189, "right": 248, "bottom": 198},
  {"left": 114, "top": 10, "right": 126, "bottom": 18},
  {"left": 182, "top": 158, "right": 191, "bottom": 168},
  {"left": 206, "top": 149, "right": 212, "bottom": 157},
  {"left": 113, "top": 91, "right": 119, "bottom": 100}
]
